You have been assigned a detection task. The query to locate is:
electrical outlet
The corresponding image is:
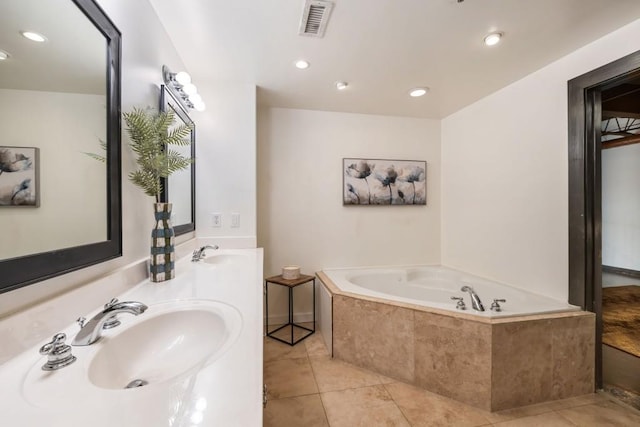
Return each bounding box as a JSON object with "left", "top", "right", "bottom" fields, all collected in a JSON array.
[
  {"left": 211, "top": 213, "right": 222, "bottom": 228},
  {"left": 231, "top": 213, "right": 240, "bottom": 228}
]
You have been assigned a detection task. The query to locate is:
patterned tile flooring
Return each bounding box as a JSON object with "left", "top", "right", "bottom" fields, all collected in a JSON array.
[{"left": 263, "top": 332, "right": 640, "bottom": 427}]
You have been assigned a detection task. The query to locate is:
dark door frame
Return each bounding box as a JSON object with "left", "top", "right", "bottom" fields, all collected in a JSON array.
[{"left": 568, "top": 49, "right": 640, "bottom": 389}]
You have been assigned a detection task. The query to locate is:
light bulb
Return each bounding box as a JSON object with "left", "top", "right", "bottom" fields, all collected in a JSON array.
[
  {"left": 21, "top": 31, "right": 47, "bottom": 42},
  {"left": 189, "top": 93, "right": 202, "bottom": 104},
  {"left": 183, "top": 83, "right": 197, "bottom": 95},
  {"left": 193, "top": 101, "right": 206, "bottom": 112},
  {"left": 409, "top": 88, "right": 428, "bottom": 97},
  {"left": 483, "top": 32, "right": 502, "bottom": 46},
  {"left": 0, "top": 50, "right": 9, "bottom": 61},
  {"left": 175, "top": 71, "right": 191, "bottom": 85},
  {"left": 336, "top": 81, "right": 348, "bottom": 90},
  {"left": 295, "top": 60, "right": 310, "bottom": 69}
]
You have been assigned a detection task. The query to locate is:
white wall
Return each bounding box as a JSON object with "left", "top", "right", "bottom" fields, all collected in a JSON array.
[
  {"left": 442, "top": 19, "right": 640, "bottom": 301},
  {"left": 602, "top": 144, "right": 640, "bottom": 271},
  {"left": 258, "top": 107, "right": 440, "bottom": 318},
  {"left": 194, "top": 81, "right": 257, "bottom": 245},
  {"left": 1, "top": 0, "right": 192, "bottom": 317},
  {"left": 258, "top": 108, "right": 441, "bottom": 274}
]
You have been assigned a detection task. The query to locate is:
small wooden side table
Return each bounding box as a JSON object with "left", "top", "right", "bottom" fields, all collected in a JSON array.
[{"left": 265, "top": 274, "right": 315, "bottom": 346}]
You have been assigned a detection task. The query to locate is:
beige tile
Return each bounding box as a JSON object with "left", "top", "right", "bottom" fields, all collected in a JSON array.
[
  {"left": 491, "top": 320, "right": 553, "bottom": 410},
  {"left": 414, "top": 311, "right": 492, "bottom": 410},
  {"left": 550, "top": 316, "right": 595, "bottom": 400},
  {"left": 491, "top": 412, "right": 576, "bottom": 427},
  {"left": 377, "top": 374, "right": 397, "bottom": 384},
  {"left": 556, "top": 400, "right": 640, "bottom": 426},
  {"left": 321, "top": 385, "right": 410, "bottom": 427},
  {"left": 544, "top": 392, "right": 609, "bottom": 411},
  {"left": 485, "top": 400, "right": 562, "bottom": 424},
  {"left": 263, "top": 394, "right": 329, "bottom": 427},
  {"left": 384, "top": 382, "right": 491, "bottom": 427},
  {"left": 264, "top": 357, "right": 318, "bottom": 399},
  {"left": 264, "top": 337, "right": 308, "bottom": 363},
  {"left": 333, "top": 295, "right": 415, "bottom": 383},
  {"left": 305, "top": 332, "right": 329, "bottom": 357},
  {"left": 309, "top": 355, "right": 382, "bottom": 393}
]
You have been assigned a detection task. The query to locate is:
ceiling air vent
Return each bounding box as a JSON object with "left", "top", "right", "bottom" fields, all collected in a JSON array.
[{"left": 299, "top": 0, "right": 334, "bottom": 38}]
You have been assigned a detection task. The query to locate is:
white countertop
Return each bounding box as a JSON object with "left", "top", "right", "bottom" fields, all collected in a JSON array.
[{"left": 0, "top": 248, "right": 264, "bottom": 427}]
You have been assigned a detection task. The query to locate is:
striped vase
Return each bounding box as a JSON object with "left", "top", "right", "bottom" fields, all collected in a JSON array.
[{"left": 150, "top": 202, "right": 175, "bottom": 282}]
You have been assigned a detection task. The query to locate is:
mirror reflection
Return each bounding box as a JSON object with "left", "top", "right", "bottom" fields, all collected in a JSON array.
[
  {"left": 160, "top": 85, "right": 195, "bottom": 235},
  {"left": 0, "top": 0, "right": 108, "bottom": 260}
]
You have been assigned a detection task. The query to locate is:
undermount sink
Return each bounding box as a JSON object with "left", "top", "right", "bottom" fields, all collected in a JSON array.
[
  {"left": 202, "top": 253, "right": 246, "bottom": 265},
  {"left": 23, "top": 300, "right": 242, "bottom": 407},
  {"left": 88, "top": 301, "right": 241, "bottom": 389}
]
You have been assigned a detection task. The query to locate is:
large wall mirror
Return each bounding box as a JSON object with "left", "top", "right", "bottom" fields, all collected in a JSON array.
[
  {"left": 160, "top": 85, "right": 196, "bottom": 235},
  {"left": 0, "top": 0, "right": 121, "bottom": 293}
]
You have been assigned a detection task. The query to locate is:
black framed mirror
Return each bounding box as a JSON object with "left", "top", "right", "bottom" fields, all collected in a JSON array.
[
  {"left": 160, "top": 84, "right": 196, "bottom": 235},
  {"left": 0, "top": 0, "right": 121, "bottom": 293}
]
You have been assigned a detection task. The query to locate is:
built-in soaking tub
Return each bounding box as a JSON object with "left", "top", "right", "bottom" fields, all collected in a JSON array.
[
  {"left": 316, "top": 265, "right": 595, "bottom": 412},
  {"left": 324, "top": 265, "right": 579, "bottom": 317}
]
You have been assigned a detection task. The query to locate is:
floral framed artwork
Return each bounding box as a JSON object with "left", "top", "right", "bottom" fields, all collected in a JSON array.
[
  {"left": 343, "top": 158, "right": 426, "bottom": 205},
  {"left": 0, "top": 146, "right": 39, "bottom": 207}
]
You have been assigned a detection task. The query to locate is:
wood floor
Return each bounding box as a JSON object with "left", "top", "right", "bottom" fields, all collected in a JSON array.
[{"left": 602, "top": 285, "right": 640, "bottom": 358}]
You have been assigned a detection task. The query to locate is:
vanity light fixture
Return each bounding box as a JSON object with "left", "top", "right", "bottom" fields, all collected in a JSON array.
[
  {"left": 0, "top": 50, "right": 9, "bottom": 61},
  {"left": 409, "top": 87, "right": 429, "bottom": 97},
  {"left": 21, "top": 31, "right": 47, "bottom": 42},
  {"left": 336, "top": 81, "right": 348, "bottom": 90},
  {"left": 295, "top": 59, "right": 310, "bottom": 69},
  {"left": 162, "top": 65, "right": 206, "bottom": 112},
  {"left": 483, "top": 32, "right": 503, "bottom": 46}
]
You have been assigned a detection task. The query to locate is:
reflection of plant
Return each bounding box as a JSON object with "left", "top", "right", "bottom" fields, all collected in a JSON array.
[
  {"left": 123, "top": 107, "right": 193, "bottom": 203},
  {"left": 374, "top": 166, "right": 398, "bottom": 203},
  {"left": 399, "top": 166, "right": 425, "bottom": 204},
  {"left": 346, "top": 160, "right": 373, "bottom": 204},
  {"left": 83, "top": 139, "right": 107, "bottom": 163}
]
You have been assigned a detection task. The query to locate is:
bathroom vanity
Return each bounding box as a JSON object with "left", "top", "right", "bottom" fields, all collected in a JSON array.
[{"left": 0, "top": 247, "right": 264, "bottom": 426}]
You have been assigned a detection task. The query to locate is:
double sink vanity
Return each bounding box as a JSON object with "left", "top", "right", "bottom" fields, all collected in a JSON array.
[{"left": 0, "top": 246, "right": 264, "bottom": 426}]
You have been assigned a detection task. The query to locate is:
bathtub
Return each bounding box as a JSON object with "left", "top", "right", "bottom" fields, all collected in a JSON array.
[
  {"left": 322, "top": 265, "right": 579, "bottom": 318},
  {"left": 317, "top": 265, "right": 595, "bottom": 411}
]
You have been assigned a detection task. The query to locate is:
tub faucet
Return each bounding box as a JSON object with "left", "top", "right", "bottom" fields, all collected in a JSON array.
[
  {"left": 72, "top": 299, "right": 148, "bottom": 346},
  {"left": 191, "top": 245, "right": 219, "bottom": 262},
  {"left": 460, "top": 285, "right": 485, "bottom": 311}
]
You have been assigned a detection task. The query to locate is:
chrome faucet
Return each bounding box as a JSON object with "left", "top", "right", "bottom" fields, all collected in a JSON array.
[
  {"left": 460, "top": 285, "right": 485, "bottom": 311},
  {"left": 72, "top": 299, "right": 148, "bottom": 346},
  {"left": 191, "top": 244, "right": 219, "bottom": 262}
]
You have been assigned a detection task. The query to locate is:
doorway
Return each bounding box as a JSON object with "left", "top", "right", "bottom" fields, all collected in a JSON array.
[{"left": 568, "top": 50, "right": 640, "bottom": 408}]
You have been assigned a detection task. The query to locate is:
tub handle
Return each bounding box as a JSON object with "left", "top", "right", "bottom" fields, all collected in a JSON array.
[
  {"left": 451, "top": 296, "right": 466, "bottom": 310},
  {"left": 491, "top": 299, "right": 506, "bottom": 312}
]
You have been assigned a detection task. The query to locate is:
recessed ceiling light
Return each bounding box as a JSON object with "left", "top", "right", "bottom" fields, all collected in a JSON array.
[
  {"left": 21, "top": 31, "right": 47, "bottom": 43},
  {"left": 409, "top": 87, "right": 429, "bottom": 97},
  {"left": 483, "top": 32, "right": 503, "bottom": 46},
  {"left": 336, "top": 81, "right": 348, "bottom": 90},
  {"left": 0, "top": 50, "right": 9, "bottom": 61},
  {"left": 295, "top": 60, "right": 310, "bottom": 69}
]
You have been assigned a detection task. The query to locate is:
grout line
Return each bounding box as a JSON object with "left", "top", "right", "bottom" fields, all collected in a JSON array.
[
  {"left": 306, "top": 339, "right": 332, "bottom": 426},
  {"left": 381, "top": 382, "right": 414, "bottom": 426},
  {"left": 550, "top": 409, "right": 580, "bottom": 426}
]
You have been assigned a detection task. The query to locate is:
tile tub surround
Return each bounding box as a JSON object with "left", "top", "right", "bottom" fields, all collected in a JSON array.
[{"left": 317, "top": 271, "right": 595, "bottom": 412}]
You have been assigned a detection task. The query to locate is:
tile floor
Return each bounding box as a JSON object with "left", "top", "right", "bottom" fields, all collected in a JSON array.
[{"left": 263, "top": 332, "right": 640, "bottom": 427}]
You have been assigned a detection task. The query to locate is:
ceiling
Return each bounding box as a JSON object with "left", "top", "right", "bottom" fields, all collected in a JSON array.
[
  {"left": 152, "top": 0, "right": 640, "bottom": 119},
  {"left": 0, "top": 0, "right": 106, "bottom": 95}
]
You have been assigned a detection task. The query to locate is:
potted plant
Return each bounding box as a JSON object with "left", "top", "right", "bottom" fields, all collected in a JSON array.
[{"left": 123, "top": 107, "right": 193, "bottom": 282}]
